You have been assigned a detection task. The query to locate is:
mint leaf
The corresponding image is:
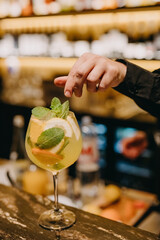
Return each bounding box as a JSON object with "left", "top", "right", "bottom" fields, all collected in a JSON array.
[
  {"left": 32, "top": 107, "right": 50, "bottom": 119},
  {"left": 50, "top": 97, "right": 62, "bottom": 114},
  {"left": 36, "top": 127, "right": 64, "bottom": 149},
  {"left": 58, "top": 100, "right": 69, "bottom": 119},
  {"left": 32, "top": 107, "right": 56, "bottom": 120},
  {"left": 50, "top": 97, "right": 61, "bottom": 109}
]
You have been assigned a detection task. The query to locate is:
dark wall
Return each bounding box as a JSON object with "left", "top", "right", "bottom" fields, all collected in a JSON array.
[{"left": 0, "top": 101, "right": 31, "bottom": 159}]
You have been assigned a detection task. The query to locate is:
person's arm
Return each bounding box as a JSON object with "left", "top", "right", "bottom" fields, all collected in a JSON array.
[
  {"left": 115, "top": 59, "right": 160, "bottom": 118},
  {"left": 54, "top": 53, "right": 160, "bottom": 118},
  {"left": 54, "top": 53, "right": 126, "bottom": 97}
]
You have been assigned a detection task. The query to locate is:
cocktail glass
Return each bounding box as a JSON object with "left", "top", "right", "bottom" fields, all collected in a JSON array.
[{"left": 25, "top": 98, "right": 82, "bottom": 230}]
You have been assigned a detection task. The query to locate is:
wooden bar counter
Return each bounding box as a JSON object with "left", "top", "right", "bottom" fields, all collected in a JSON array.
[{"left": 0, "top": 183, "right": 159, "bottom": 240}]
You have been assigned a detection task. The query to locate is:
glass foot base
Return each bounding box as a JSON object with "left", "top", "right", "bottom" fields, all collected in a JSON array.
[{"left": 38, "top": 208, "right": 76, "bottom": 230}]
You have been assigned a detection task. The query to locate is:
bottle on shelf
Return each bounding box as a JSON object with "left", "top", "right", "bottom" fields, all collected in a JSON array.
[
  {"left": 76, "top": 115, "right": 100, "bottom": 205},
  {"left": 9, "top": 114, "right": 52, "bottom": 195},
  {"left": 9, "top": 115, "right": 31, "bottom": 188}
]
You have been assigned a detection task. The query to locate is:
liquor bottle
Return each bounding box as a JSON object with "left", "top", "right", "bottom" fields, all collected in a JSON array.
[
  {"left": 9, "top": 114, "right": 52, "bottom": 195},
  {"left": 76, "top": 115, "right": 100, "bottom": 205},
  {"left": 78, "top": 115, "right": 99, "bottom": 165},
  {"left": 9, "top": 115, "right": 30, "bottom": 188}
]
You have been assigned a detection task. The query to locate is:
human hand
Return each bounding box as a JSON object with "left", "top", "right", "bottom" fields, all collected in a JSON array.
[
  {"left": 54, "top": 53, "right": 127, "bottom": 97},
  {"left": 121, "top": 131, "right": 148, "bottom": 160}
]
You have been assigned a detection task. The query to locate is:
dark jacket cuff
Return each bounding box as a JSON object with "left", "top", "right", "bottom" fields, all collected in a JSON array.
[{"left": 114, "top": 59, "right": 154, "bottom": 100}]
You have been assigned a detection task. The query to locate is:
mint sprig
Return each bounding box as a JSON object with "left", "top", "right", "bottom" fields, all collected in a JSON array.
[
  {"left": 50, "top": 97, "right": 69, "bottom": 119},
  {"left": 50, "top": 97, "right": 62, "bottom": 114},
  {"left": 36, "top": 127, "right": 64, "bottom": 149},
  {"left": 32, "top": 97, "right": 69, "bottom": 120},
  {"left": 32, "top": 107, "right": 50, "bottom": 119},
  {"left": 58, "top": 100, "right": 69, "bottom": 119}
]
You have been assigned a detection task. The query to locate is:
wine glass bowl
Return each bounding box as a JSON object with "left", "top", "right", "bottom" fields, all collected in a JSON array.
[
  {"left": 25, "top": 98, "right": 82, "bottom": 230},
  {"left": 25, "top": 111, "right": 82, "bottom": 173}
]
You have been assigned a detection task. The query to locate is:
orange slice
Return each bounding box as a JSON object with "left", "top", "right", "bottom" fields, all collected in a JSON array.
[{"left": 32, "top": 148, "right": 63, "bottom": 165}]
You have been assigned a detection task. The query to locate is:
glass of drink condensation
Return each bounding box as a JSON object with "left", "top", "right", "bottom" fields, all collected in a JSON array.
[{"left": 25, "top": 97, "right": 82, "bottom": 230}]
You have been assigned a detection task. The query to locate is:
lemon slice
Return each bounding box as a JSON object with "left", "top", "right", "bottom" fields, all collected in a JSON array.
[
  {"left": 50, "top": 139, "right": 65, "bottom": 154},
  {"left": 67, "top": 113, "right": 80, "bottom": 140},
  {"left": 30, "top": 116, "right": 44, "bottom": 143},
  {"left": 44, "top": 118, "right": 72, "bottom": 138}
]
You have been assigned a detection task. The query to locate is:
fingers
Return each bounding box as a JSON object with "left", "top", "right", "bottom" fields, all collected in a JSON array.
[
  {"left": 86, "top": 65, "right": 104, "bottom": 92},
  {"left": 54, "top": 76, "right": 67, "bottom": 88},
  {"left": 54, "top": 53, "right": 125, "bottom": 97},
  {"left": 98, "top": 62, "right": 119, "bottom": 91},
  {"left": 64, "top": 53, "right": 95, "bottom": 97},
  {"left": 63, "top": 54, "right": 88, "bottom": 97},
  {"left": 98, "top": 73, "right": 113, "bottom": 91}
]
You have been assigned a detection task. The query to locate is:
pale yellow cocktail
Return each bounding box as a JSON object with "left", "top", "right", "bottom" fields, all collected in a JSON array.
[
  {"left": 25, "top": 97, "right": 82, "bottom": 230},
  {"left": 26, "top": 111, "right": 82, "bottom": 173}
]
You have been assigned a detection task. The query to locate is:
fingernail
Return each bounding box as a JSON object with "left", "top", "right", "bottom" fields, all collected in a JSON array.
[{"left": 65, "top": 90, "right": 71, "bottom": 97}]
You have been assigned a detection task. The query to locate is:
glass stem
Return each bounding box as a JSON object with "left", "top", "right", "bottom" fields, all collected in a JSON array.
[{"left": 53, "top": 173, "right": 59, "bottom": 211}]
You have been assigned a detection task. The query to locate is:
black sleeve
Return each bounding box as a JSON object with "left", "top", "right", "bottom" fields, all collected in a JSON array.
[{"left": 114, "top": 59, "right": 160, "bottom": 119}]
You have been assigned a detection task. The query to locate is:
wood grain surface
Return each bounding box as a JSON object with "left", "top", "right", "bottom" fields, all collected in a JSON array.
[{"left": 0, "top": 184, "right": 159, "bottom": 240}]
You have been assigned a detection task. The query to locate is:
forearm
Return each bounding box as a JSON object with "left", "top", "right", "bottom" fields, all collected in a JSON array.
[{"left": 114, "top": 59, "right": 160, "bottom": 118}]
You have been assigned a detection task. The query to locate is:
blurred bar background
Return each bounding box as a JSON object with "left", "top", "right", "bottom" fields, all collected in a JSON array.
[{"left": 0, "top": 0, "right": 160, "bottom": 235}]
